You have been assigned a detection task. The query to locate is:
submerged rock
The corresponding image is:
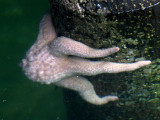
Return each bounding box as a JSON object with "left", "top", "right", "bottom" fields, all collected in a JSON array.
[
  {"left": 49, "top": 0, "right": 160, "bottom": 119},
  {"left": 52, "top": 0, "right": 160, "bottom": 16}
]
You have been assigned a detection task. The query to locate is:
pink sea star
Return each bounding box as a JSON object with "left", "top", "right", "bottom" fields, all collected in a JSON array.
[{"left": 21, "top": 12, "right": 151, "bottom": 105}]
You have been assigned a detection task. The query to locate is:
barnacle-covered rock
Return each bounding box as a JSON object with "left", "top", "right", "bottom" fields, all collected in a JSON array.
[{"left": 52, "top": 0, "right": 160, "bottom": 16}]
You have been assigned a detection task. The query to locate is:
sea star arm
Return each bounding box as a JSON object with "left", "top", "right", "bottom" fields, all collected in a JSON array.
[
  {"left": 55, "top": 76, "right": 118, "bottom": 105},
  {"left": 35, "top": 12, "right": 119, "bottom": 58},
  {"left": 49, "top": 37, "right": 119, "bottom": 58},
  {"left": 37, "top": 12, "right": 56, "bottom": 44},
  {"left": 29, "top": 11, "right": 56, "bottom": 54},
  {"left": 69, "top": 58, "right": 151, "bottom": 75}
]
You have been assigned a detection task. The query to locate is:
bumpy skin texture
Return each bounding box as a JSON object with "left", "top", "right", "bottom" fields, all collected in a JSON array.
[
  {"left": 21, "top": 12, "right": 151, "bottom": 105},
  {"left": 52, "top": 0, "right": 160, "bottom": 16}
]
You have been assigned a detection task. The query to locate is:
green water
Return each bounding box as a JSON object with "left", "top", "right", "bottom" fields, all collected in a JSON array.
[{"left": 0, "top": 0, "right": 67, "bottom": 120}]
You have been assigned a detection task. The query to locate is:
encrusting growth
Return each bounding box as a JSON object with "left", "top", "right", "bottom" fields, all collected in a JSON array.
[{"left": 21, "top": 12, "right": 151, "bottom": 105}]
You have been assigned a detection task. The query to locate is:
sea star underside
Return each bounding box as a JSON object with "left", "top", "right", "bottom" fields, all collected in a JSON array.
[{"left": 21, "top": 12, "right": 151, "bottom": 105}]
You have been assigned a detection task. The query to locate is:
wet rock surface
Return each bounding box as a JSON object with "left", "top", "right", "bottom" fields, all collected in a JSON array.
[
  {"left": 51, "top": 0, "right": 160, "bottom": 16},
  {"left": 49, "top": 1, "right": 160, "bottom": 119}
]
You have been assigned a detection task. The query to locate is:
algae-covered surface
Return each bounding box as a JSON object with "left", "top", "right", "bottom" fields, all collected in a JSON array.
[
  {"left": 0, "top": 0, "right": 67, "bottom": 120},
  {"left": 50, "top": 1, "right": 160, "bottom": 119}
]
